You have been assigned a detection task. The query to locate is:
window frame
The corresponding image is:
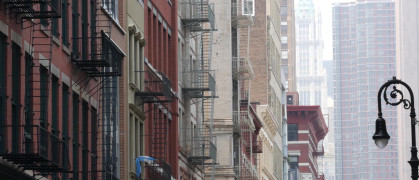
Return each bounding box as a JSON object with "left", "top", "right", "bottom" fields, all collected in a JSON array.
[
  {"left": 242, "top": 0, "right": 255, "bottom": 16},
  {"left": 288, "top": 123, "right": 298, "bottom": 141}
]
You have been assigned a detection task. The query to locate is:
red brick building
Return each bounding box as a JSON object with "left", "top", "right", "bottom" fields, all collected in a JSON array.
[
  {"left": 0, "top": 0, "right": 126, "bottom": 179},
  {"left": 287, "top": 105, "right": 328, "bottom": 180},
  {"left": 135, "top": 0, "right": 179, "bottom": 179}
]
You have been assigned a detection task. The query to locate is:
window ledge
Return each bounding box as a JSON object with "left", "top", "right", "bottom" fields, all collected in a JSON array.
[
  {"left": 101, "top": 7, "right": 126, "bottom": 35},
  {"left": 62, "top": 45, "right": 71, "bottom": 56},
  {"left": 53, "top": 36, "right": 61, "bottom": 47}
]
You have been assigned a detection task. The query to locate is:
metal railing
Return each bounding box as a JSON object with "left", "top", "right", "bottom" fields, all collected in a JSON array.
[
  {"left": 180, "top": 1, "right": 215, "bottom": 31},
  {"left": 135, "top": 70, "right": 172, "bottom": 105},
  {"left": 0, "top": 125, "right": 66, "bottom": 172},
  {"left": 232, "top": 57, "right": 254, "bottom": 80},
  {"left": 182, "top": 70, "right": 216, "bottom": 93},
  {"left": 1, "top": 0, "right": 62, "bottom": 19}
]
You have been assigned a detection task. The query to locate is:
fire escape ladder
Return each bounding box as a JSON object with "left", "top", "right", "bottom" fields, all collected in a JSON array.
[
  {"left": 0, "top": 0, "right": 66, "bottom": 173},
  {"left": 145, "top": 104, "right": 172, "bottom": 180}
]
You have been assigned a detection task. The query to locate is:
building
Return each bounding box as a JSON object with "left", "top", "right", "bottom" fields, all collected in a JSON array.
[
  {"left": 248, "top": 0, "right": 288, "bottom": 179},
  {"left": 125, "top": 0, "right": 146, "bottom": 179},
  {"left": 0, "top": 0, "right": 126, "bottom": 179},
  {"left": 295, "top": 0, "right": 327, "bottom": 110},
  {"left": 395, "top": 1, "right": 419, "bottom": 180},
  {"left": 133, "top": 0, "right": 179, "bottom": 179},
  {"left": 177, "top": 0, "right": 217, "bottom": 179},
  {"left": 280, "top": 0, "right": 297, "bottom": 92},
  {"left": 333, "top": 0, "right": 397, "bottom": 179},
  {"left": 287, "top": 105, "right": 328, "bottom": 180}
]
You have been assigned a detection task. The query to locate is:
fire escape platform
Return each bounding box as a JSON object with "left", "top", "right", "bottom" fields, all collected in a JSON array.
[{"left": 1, "top": 0, "right": 62, "bottom": 19}]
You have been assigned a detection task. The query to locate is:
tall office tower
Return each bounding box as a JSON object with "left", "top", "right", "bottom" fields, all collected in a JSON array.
[
  {"left": 295, "top": 0, "right": 327, "bottom": 110},
  {"left": 333, "top": 1, "right": 398, "bottom": 179},
  {"left": 395, "top": 1, "right": 419, "bottom": 180}
]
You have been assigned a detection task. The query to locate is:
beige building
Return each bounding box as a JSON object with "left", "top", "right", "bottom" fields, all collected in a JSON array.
[
  {"left": 124, "top": 0, "right": 147, "bottom": 180},
  {"left": 396, "top": 1, "right": 419, "bottom": 180}
]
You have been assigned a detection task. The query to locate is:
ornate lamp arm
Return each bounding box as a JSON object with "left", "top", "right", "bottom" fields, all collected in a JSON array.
[{"left": 376, "top": 76, "right": 418, "bottom": 180}]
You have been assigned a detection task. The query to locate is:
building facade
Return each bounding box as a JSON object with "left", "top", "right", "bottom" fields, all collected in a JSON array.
[
  {"left": 125, "top": 0, "right": 146, "bottom": 179},
  {"left": 287, "top": 105, "right": 327, "bottom": 180},
  {"left": 333, "top": 0, "right": 398, "bottom": 179},
  {"left": 280, "top": 0, "right": 297, "bottom": 92},
  {"left": 295, "top": 0, "right": 327, "bottom": 110},
  {"left": 0, "top": 0, "right": 126, "bottom": 179},
  {"left": 133, "top": 0, "right": 180, "bottom": 179},
  {"left": 395, "top": 1, "right": 419, "bottom": 180}
]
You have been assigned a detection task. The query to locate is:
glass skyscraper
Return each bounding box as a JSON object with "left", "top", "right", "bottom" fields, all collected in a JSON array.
[{"left": 333, "top": 0, "right": 398, "bottom": 179}]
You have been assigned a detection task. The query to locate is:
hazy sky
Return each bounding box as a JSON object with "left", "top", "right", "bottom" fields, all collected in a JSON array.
[{"left": 316, "top": 0, "right": 355, "bottom": 60}]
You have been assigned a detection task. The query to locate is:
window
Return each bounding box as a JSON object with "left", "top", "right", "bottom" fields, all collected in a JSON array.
[
  {"left": 281, "top": 36, "right": 288, "bottom": 44},
  {"left": 62, "top": 84, "right": 69, "bottom": 180},
  {"left": 62, "top": 0, "right": 69, "bottom": 46},
  {"left": 288, "top": 123, "right": 298, "bottom": 141},
  {"left": 81, "top": 0, "right": 88, "bottom": 60},
  {"left": 129, "top": 113, "right": 144, "bottom": 177},
  {"left": 90, "top": 108, "right": 98, "bottom": 180},
  {"left": 282, "top": 50, "right": 288, "bottom": 59},
  {"left": 51, "top": 76, "right": 59, "bottom": 135},
  {"left": 102, "top": 0, "right": 119, "bottom": 22},
  {"left": 0, "top": 34, "right": 5, "bottom": 152},
  {"left": 72, "top": 93, "right": 79, "bottom": 179},
  {"left": 82, "top": 101, "right": 88, "bottom": 180},
  {"left": 40, "top": 67, "right": 48, "bottom": 128},
  {"left": 11, "top": 43, "right": 21, "bottom": 153},
  {"left": 242, "top": 0, "right": 254, "bottom": 16},
  {"left": 72, "top": 0, "right": 79, "bottom": 56},
  {"left": 289, "top": 156, "right": 299, "bottom": 170}
]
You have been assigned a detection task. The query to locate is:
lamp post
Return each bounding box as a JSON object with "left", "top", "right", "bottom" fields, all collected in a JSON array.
[{"left": 375, "top": 76, "right": 419, "bottom": 180}]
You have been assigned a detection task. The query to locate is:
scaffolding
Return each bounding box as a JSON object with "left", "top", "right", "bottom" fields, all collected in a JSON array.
[
  {"left": 0, "top": 0, "right": 67, "bottom": 175},
  {"left": 180, "top": 0, "right": 217, "bottom": 179}
]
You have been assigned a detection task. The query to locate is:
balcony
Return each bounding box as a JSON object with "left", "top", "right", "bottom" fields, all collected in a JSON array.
[
  {"left": 145, "top": 159, "right": 172, "bottom": 180},
  {"left": 0, "top": 125, "right": 66, "bottom": 172},
  {"left": 234, "top": 154, "right": 259, "bottom": 180},
  {"left": 182, "top": 70, "right": 216, "bottom": 98},
  {"left": 72, "top": 31, "right": 123, "bottom": 77},
  {"left": 135, "top": 70, "right": 172, "bottom": 105},
  {"left": 231, "top": 0, "right": 254, "bottom": 28},
  {"left": 1, "top": 0, "right": 61, "bottom": 19},
  {"left": 180, "top": 1, "right": 215, "bottom": 31},
  {"left": 187, "top": 138, "right": 217, "bottom": 165},
  {"left": 232, "top": 57, "right": 254, "bottom": 80}
]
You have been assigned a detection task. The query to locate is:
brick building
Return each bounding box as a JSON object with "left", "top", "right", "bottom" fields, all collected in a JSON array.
[
  {"left": 0, "top": 0, "right": 126, "bottom": 179},
  {"left": 287, "top": 105, "right": 328, "bottom": 180}
]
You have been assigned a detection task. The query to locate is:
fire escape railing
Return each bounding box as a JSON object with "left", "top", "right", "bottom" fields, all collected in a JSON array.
[
  {"left": 182, "top": 70, "right": 216, "bottom": 98},
  {"left": 231, "top": 0, "right": 254, "bottom": 28},
  {"left": 1, "top": 0, "right": 62, "bottom": 19},
  {"left": 180, "top": 1, "right": 215, "bottom": 31},
  {"left": 135, "top": 70, "right": 172, "bottom": 105},
  {"left": 0, "top": 125, "right": 65, "bottom": 172}
]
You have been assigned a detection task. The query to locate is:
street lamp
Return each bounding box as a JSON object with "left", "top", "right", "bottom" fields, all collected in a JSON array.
[{"left": 376, "top": 76, "right": 419, "bottom": 180}]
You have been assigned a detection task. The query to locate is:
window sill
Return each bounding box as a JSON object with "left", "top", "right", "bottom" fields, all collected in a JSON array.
[
  {"left": 62, "top": 44, "right": 71, "bottom": 56},
  {"left": 53, "top": 36, "right": 61, "bottom": 47}
]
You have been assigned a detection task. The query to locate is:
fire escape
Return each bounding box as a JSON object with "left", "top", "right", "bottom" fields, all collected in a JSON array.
[
  {"left": 135, "top": 69, "right": 173, "bottom": 179},
  {"left": 70, "top": 0, "right": 123, "bottom": 179},
  {"left": 231, "top": 0, "right": 261, "bottom": 179},
  {"left": 179, "top": 0, "right": 217, "bottom": 179},
  {"left": 0, "top": 0, "right": 67, "bottom": 176}
]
